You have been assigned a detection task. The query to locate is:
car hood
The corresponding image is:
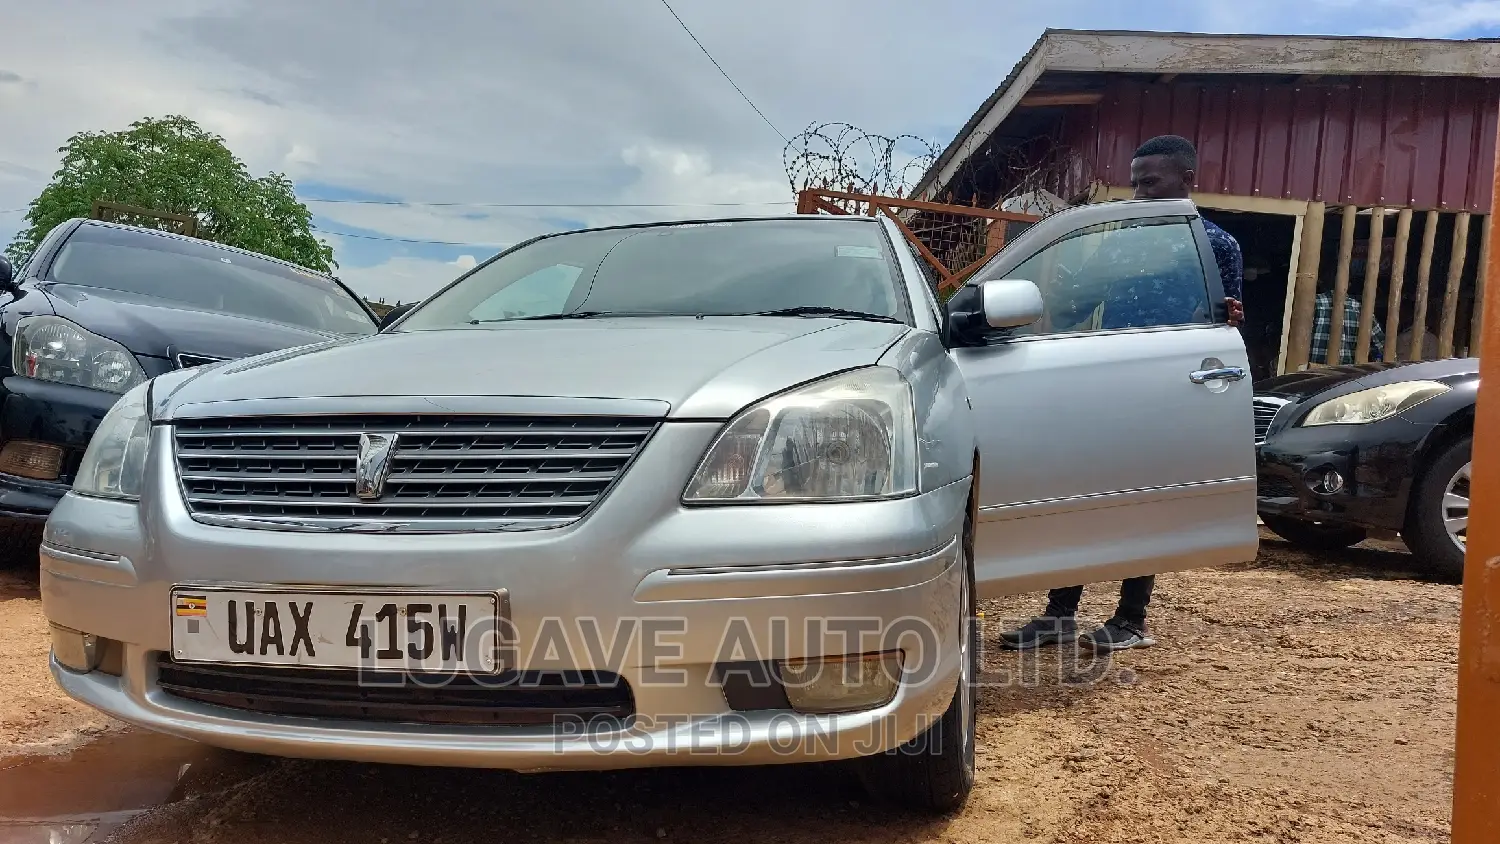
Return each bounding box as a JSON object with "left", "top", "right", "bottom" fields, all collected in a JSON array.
[
  {"left": 40, "top": 283, "right": 352, "bottom": 361},
  {"left": 1255, "top": 357, "right": 1480, "bottom": 401},
  {"left": 153, "top": 316, "right": 912, "bottom": 421}
]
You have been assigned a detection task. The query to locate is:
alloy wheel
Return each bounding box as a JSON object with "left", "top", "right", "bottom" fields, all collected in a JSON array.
[
  {"left": 958, "top": 560, "right": 975, "bottom": 771},
  {"left": 1442, "top": 461, "right": 1472, "bottom": 554}
]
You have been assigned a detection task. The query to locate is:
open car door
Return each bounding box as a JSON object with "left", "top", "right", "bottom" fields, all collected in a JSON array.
[{"left": 947, "top": 197, "right": 1259, "bottom": 597}]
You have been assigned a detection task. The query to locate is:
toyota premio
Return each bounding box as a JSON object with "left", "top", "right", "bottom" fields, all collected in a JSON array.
[{"left": 41, "top": 201, "right": 1259, "bottom": 813}]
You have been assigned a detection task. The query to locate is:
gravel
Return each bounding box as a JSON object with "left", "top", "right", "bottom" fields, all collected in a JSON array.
[{"left": 0, "top": 528, "right": 1460, "bottom": 843}]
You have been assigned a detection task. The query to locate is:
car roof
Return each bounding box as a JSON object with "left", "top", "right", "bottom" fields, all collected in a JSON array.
[
  {"left": 502, "top": 213, "right": 882, "bottom": 250},
  {"left": 69, "top": 218, "right": 337, "bottom": 280}
]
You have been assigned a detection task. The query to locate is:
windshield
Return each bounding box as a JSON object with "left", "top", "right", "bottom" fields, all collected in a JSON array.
[
  {"left": 48, "top": 225, "right": 377, "bottom": 336},
  {"left": 395, "top": 218, "right": 906, "bottom": 329}
]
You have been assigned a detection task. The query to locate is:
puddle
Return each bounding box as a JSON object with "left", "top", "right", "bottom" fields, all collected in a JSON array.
[{"left": 0, "top": 729, "right": 233, "bottom": 843}]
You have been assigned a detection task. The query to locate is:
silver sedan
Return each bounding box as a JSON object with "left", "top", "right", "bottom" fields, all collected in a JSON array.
[{"left": 40, "top": 202, "right": 1258, "bottom": 814}]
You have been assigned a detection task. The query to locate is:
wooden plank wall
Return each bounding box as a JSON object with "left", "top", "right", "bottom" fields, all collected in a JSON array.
[{"left": 1283, "top": 205, "right": 1488, "bottom": 370}]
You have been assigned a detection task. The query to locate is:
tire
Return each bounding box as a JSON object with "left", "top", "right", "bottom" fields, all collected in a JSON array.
[
  {"left": 1403, "top": 434, "right": 1472, "bottom": 580},
  {"left": 0, "top": 520, "right": 42, "bottom": 568},
  {"left": 857, "top": 513, "right": 977, "bottom": 815},
  {"left": 1261, "top": 514, "right": 1368, "bottom": 551}
]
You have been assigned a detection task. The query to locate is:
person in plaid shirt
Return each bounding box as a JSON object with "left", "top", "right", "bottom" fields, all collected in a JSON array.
[{"left": 1309, "top": 289, "right": 1384, "bottom": 365}]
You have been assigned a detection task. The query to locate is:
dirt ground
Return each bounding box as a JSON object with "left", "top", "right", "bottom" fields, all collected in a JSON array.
[{"left": 0, "top": 529, "right": 1461, "bottom": 844}]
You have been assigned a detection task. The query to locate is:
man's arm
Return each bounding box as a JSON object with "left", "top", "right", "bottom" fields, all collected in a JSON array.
[{"left": 1208, "top": 225, "right": 1245, "bottom": 327}]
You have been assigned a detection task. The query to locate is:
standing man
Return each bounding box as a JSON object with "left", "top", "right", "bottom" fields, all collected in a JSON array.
[{"left": 1000, "top": 134, "right": 1246, "bottom": 652}]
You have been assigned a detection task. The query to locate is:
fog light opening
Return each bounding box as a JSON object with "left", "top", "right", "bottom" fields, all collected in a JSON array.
[
  {"left": 50, "top": 623, "right": 101, "bottom": 673},
  {"left": 1309, "top": 467, "right": 1346, "bottom": 495},
  {"left": 778, "top": 650, "right": 902, "bottom": 715},
  {"left": 0, "top": 440, "right": 64, "bottom": 481}
]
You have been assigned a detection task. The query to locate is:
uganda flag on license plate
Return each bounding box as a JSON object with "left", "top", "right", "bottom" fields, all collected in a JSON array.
[{"left": 175, "top": 595, "right": 207, "bottom": 617}]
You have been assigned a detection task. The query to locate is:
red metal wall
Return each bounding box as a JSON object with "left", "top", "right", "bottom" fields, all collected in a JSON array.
[{"left": 1067, "top": 76, "right": 1500, "bottom": 212}]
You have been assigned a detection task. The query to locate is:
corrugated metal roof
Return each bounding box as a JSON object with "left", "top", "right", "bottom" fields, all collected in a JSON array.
[{"left": 913, "top": 28, "right": 1500, "bottom": 203}]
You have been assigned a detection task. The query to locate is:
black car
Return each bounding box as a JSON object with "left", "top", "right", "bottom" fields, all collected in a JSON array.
[
  {"left": 1254, "top": 357, "right": 1477, "bottom": 576},
  {"left": 0, "top": 219, "right": 381, "bottom": 548}
]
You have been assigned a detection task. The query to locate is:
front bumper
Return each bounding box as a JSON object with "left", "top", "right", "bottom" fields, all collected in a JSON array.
[
  {"left": 41, "top": 421, "right": 969, "bottom": 770},
  {"left": 1254, "top": 414, "right": 1438, "bottom": 532},
  {"left": 0, "top": 375, "right": 124, "bottom": 520}
]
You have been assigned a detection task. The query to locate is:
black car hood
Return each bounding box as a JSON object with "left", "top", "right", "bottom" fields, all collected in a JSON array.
[
  {"left": 38, "top": 283, "right": 351, "bottom": 361},
  {"left": 1255, "top": 358, "right": 1480, "bottom": 400}
]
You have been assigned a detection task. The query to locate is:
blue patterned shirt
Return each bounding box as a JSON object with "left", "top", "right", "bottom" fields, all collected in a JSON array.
[
  {"left": 1055, "top": 216, "right": 1244, "bottom": 331},
  {"left": 1203, "top": 217, "right": 1244, "bottom": 302}
]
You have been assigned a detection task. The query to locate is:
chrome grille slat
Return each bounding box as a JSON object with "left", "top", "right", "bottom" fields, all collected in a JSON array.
[
  {"left": 176, "top": 427, "right": 646, "bottom": 438},
  {"left": 185, "top": 497, "right": 601, "bottom": 508},
  {"left": 179, "top": 473, "right": 622, "bottom": 484},
  {"left": 1252, "top": 398, "right": 1289, "bottom": 446},
  {"left": 173, "top": 413, "right": 658, "bottom": 533}
]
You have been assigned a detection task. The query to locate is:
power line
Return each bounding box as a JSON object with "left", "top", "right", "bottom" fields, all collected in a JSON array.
[
  {"left": 300, "top": 197, "right": 794, "bottom": 208},
  {"left": 313, "top": 227, "right": 504, "bottom": 247},
  {"left": 657, "top": 0, "right": 788, "bottom": 144}
]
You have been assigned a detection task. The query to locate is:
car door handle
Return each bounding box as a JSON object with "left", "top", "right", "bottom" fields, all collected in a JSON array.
[{"left": 1189, "top": 366, "right": 1247, "bottom": 384}]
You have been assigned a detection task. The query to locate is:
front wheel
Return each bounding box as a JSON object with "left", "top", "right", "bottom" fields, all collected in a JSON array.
[
  {"left": 1403, "top": 435, "right": 1471, "bottom": 579},
  {"left": 1261, "top": 514, "right": 1368, "bottom": 551},
  {"left": 857, "top": 528, "right": 977, "bottom": 814}
]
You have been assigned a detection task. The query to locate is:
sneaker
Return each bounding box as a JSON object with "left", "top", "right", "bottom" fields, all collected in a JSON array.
[
  {"left": 999, "top": 615, "right": 1078, "bottom": 650},
  {"left": 1080, "top": 619, "right": 1156, "bottom": 651}
]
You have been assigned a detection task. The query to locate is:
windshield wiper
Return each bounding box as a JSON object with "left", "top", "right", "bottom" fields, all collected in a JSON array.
[
  {"left": 470, "top": 311, "right": 656, "bottom": 324},
  {"left": 727, "top": 306, "right": 903, "bottom": 323}
]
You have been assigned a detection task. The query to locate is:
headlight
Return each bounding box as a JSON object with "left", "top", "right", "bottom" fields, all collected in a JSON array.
[
  {"left": 683, "top": 366, "right": 918, "bottom": 503},
  {"left": 1300, "top": 380, "right": 1451, "bottom": 427},
  {"left": 74, "top": 381, "right": 151, "bottom": 501},
  {"left": 12, "top": 315, "right": 147, "bottom": 394}
]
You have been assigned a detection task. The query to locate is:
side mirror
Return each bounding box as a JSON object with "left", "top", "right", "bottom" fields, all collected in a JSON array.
[
  {"left": 979, "top": 279, "right": 1044, "bottom": 329},
  {"left": 0, "top": 256, "right": 13, "bottom": 291},
  {"left": 378, "top": 302, "right": 415, "bottom": 329}
]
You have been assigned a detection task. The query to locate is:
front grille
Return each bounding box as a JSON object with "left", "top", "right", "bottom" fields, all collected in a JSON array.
[
  {"left": 173, "top": 414, "right": 658, "bottom": 531},
  {"left": 156, "top": 656, "right": 635, "bottom": 728},
  {"left": 1252, "top": 398, "right": 1288, "bottom": 445},
  {"left": 1257, "top": 475, "right": 1298, "bottom": 500}
]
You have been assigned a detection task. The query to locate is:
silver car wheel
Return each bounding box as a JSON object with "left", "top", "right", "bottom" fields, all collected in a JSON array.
[
  {"left": 958, "top": 555, "right": 975, "bottom": 767},
  {"left": 1443, "top": 461, "right": 1472, "bottom": 553}
]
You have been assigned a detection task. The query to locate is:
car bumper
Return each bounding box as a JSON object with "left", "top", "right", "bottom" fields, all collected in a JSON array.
[
  {"left": 0, "top": 375, "right": 125, "bottom": 519},
  {"left": 41, "top": 421, "right": 970, "bottom": 770},
  {"left": 1254, "top": 415, "right": 1439, "bottom": 532}
]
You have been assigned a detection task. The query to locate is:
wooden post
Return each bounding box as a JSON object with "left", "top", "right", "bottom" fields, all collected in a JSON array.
[
  {"left": 1285, "top": 201, "right": 1327, "bottom": 371},
  {"left": 1356, "top": 207, "right": 1386, "bottom": 363},
  {"left": 1410, "top": 211, "right": 1441, "bottom": 361},
  {"left": 1383, "top": 209, "right": 1415, "bottom": 362},
  {"left": 1449, "top": 114, "right": 1500, "bottom": 844},
  {"left": 1474, "top": 216, "right": 1490, "bottom": 358},
  {"left": 1325, "top": 205, "right": 1359, "bottom": 365},
  {"left": 1441, "top": 211, "right": 1472, "bottom": 359},
  {"left": 1275, "top": 214, "right": 1306, "bottom": 376}
]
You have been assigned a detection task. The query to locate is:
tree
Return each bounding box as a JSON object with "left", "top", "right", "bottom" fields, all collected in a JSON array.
[{"left": 5, "top": 115, "right": 335, "bottom": 273}]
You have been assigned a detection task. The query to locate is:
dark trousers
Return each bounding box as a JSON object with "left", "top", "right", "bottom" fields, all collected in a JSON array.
[{"left": 1044, "top": 575, "right": 1154, "bottom": 629}]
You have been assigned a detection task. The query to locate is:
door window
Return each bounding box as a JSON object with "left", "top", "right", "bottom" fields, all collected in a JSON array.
[{"left": 999, "top": 217, "right": 1213, "bottom": 337}]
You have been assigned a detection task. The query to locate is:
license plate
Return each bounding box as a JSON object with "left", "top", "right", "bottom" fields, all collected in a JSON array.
[{"left": 169, "top": 587, "right": 506, "bottom": 673}]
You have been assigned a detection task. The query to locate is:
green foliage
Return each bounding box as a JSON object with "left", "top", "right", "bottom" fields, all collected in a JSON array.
[{"left": 5, "top": 115, "right": 335, "bottom": 273}]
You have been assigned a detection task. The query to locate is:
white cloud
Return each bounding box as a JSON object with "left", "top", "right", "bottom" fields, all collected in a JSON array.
[
  {"left": 335, "top": 250, "right": 477, "bottom": 305},
  {"left": 2, "top": 0, "right": 1498, "bottom": 267}
]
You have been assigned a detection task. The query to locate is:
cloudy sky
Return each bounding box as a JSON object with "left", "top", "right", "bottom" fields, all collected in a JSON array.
[{"left": 3, "top": 0, "right": 1499, "bottom": 304}]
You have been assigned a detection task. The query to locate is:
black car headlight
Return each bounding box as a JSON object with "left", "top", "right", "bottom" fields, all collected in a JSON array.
[
  {"left": 1299, "top": 380, "right": 1450, "bottom": 427},
  {"left": 12, "top": 315, "right": 147, "bottom": 395}
]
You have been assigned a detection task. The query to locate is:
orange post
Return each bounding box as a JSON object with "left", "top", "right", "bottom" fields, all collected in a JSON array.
[{"left": 1450, "top": 110, "right": 1500, "bottom": 842}]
